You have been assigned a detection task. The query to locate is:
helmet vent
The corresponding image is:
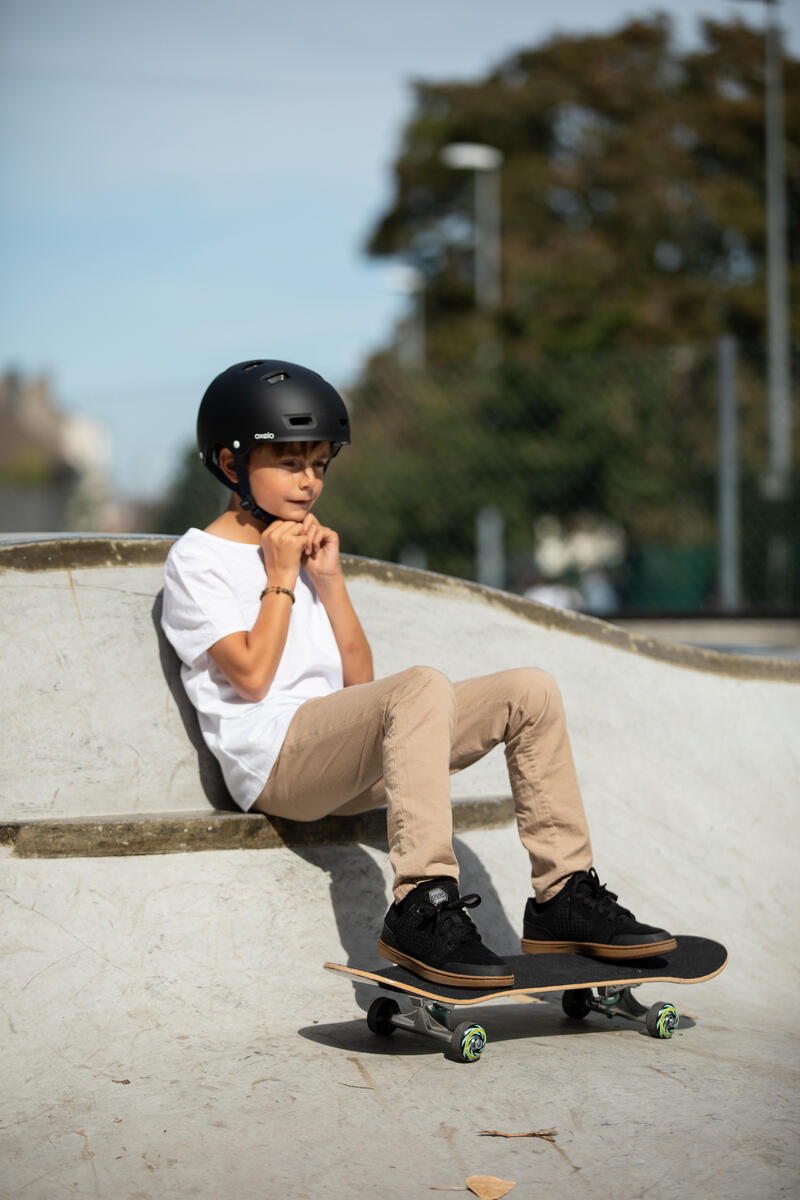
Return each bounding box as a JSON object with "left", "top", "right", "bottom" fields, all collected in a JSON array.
[
  {"left": 241, "top": 360, "right": 265, "bottom": 371},
  {"left": 265, "top": 371, "right": 289, "bottom": 385},
  {"left": 287, "top": 414, "right": 314, "bottom": 426}
]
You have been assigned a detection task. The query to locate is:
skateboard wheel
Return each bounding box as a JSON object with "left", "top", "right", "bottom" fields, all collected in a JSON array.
[
  {"left": 645, "top": 1002, "right": 679, "bottom": 1039},
  {"left": 367, "top": 997, "right": 399, "bottom": 1037},
  {"left": 562, "top": 988, "right": 592, "bottom": 1019},
  {"left": 451, "top": 1021, "right": 486, "bottom": 1062}
]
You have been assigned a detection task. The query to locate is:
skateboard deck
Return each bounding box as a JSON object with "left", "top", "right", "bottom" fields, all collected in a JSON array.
[{"left": 325, "top": 935, "right": 727, "bottom": 1061}]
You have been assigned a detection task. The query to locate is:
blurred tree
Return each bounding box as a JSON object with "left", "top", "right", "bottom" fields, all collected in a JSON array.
[
  {"left": 366, "top": 15, "right": 799, "bottom": 359},
  {"left": 321, "top": 345, "right": 731, "bottom": 584},
  {"left": 318, "top": 16, "right": 799, "bottom": 603}
]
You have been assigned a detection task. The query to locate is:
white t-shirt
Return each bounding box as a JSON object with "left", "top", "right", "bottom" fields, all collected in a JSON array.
[{"left": 161, "top": 527, "right": 343, "bottom": 810}]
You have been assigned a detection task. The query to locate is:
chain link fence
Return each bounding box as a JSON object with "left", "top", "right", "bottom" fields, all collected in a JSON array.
[{"left": 315, "top": 341, "right": 799, "bottom": 614}]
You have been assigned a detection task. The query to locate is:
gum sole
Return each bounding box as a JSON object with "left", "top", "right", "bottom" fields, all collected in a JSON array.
[
  {"left": 520, "top": 937, "right": 678, "bottom": 960},
  {"left": 377, "top": 938, "right": 514, "bottom": 989}
]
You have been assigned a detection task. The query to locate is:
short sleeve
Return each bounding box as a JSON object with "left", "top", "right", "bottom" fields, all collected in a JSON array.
[{"left": 161, "top": 544, "right": 249, "bottom": 667}]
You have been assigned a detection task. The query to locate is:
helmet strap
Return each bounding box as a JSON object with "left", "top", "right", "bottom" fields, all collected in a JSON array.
[{"left": 232, "top": 451, "right": 277, "bottom": 527}]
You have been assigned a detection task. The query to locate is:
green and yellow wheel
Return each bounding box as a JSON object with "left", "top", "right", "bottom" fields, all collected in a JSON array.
[
  {"left": 451, "top": 1021, "right": 487, "bottom": 1062},
  {"left": 646, "top": 1001, "right": 679, "bottom": 1039}
]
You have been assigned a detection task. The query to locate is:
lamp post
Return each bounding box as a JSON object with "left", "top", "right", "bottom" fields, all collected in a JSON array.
[
  {"left": 731, "top": 0, "right": 792, "bottom": 498},
  {"left": 440, "top": 142, "right": 504, "bottom": 311},
  {"left": 441, "top": 143, "right": 505, "bottom": 584},
  {"left": 731, "top": 0, "right": 792, "bottom": 603},
  {"left": 387, "top": 265, "right": 426, "bottom": 371}
]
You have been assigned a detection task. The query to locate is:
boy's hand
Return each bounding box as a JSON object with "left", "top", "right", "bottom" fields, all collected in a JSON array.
[
  {"left": 259, "top": 520, "right": 308, "bottom": 590},
  {"left": 300, "top": 513, "right": 341, "bottom": 581}
]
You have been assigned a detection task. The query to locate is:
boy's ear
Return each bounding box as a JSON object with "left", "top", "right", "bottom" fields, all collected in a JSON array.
[{"left": 217, "top": 448, "right": 239, "bottom": 485}]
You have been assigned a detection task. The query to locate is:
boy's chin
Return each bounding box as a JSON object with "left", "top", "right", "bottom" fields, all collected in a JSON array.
[{"left": 276, "top": 504, "right": 312, "bottom": 522}]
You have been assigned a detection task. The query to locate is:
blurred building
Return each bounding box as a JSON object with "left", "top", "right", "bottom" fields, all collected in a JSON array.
[{"left": 0, "top": 370, "right": 116, "bottom": 533}]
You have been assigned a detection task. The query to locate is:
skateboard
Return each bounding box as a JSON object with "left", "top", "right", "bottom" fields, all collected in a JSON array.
[{"left": 325, "top": 936, "right": 728, "bottom": 1062}]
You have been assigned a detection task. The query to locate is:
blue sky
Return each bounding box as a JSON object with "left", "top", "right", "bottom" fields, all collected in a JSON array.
[{"left": 2, "top": 0, "right": 798, "bottom": 499}]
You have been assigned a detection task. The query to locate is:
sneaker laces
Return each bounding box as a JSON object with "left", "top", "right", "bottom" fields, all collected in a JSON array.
[
  {"left": 573, "top": 869, "right": 634, "bottom": 921},
  {"left": 419, "top": 893, "right": 483, "bottom": 949}
]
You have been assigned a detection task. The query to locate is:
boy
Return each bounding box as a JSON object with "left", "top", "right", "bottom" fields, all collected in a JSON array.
[{"left": 161, "top": 359, "right": 676, "bottom": 989}]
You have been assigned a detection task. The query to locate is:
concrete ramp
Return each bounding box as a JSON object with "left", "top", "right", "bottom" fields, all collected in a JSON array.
[
  {"left": 1, "top": 536, "right": 799, "bottom": 1198},
  {"left": 1, "top": 535, "right": 797, "bottom": 820}
]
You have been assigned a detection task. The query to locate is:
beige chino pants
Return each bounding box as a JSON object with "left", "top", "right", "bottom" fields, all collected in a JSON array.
[{"left": 254, "top": 665, "right": 592, "bottom": 903}]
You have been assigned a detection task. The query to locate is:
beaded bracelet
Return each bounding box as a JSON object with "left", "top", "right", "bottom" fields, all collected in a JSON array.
[{"left": 259, "top": 585, "right": 295, "bottom": 605}]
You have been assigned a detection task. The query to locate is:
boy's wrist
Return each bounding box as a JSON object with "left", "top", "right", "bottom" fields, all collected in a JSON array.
[
  {"left": 266, "top": 570, "right": 299, "bottom": 591},
  {"left": 309, "top": 567, "right": 345, "bottom": 590}
]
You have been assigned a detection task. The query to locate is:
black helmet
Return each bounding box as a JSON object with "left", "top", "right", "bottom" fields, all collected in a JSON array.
[{"left": 197, "top": 359, "right": 350, "bottom": 523}]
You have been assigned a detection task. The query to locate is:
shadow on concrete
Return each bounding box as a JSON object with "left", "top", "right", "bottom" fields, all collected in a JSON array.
[
  {"left": 299, "top": 996, "right": 696, "bottom": 1058},
  {"left": 298, "top": 1004, "right": 622, "bottom": 1059},
  {"left": 151, "top": 591, "right": 238, "bottom": 811},
  {"left": 293, "top": 827, "right": 522, "bottom": 1014}
]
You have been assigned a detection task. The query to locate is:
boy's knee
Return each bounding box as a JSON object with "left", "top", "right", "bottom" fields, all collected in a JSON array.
[
  {"left": 515, "top": 666, "right": 564, "bottom": 715},
  {"left": 401, "top": 664, "right": 453, "bottom": 693},
  {"left": 394, "top": 665, "right": 456, "bottom": 711}
]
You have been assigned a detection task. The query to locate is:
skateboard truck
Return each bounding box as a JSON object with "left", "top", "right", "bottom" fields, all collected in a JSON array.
[
  {"left": 367, "top": 995, "right": 487, "bottom": 1063},
  {"left": 562, "top": 985, "right": 680, "bottom": 1039}
]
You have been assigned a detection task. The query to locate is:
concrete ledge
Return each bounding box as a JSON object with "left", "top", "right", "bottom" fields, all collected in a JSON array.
[
  {"left": 0, "top": 797, "right": 515, "bottom": 858},
  {"left": 0, "top": 534, "right": 176, "bottom": 571}
]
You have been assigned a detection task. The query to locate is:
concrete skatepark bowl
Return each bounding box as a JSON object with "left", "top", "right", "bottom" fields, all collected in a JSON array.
[{"left": 1, "top": 535, "right": 798, "bottom": 1199}]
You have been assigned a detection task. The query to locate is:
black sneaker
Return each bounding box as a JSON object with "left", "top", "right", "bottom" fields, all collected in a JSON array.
[
  {"left": 378, "top": 878, "right": 514, "bottom": 988},
  {"left": 521, "top": 869, "right": 677, "bottom": 960}
]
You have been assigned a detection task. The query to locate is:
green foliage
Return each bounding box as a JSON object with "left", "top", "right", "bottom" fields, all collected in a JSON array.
[
  {"left": 323, "top": 350, "right": 708, "bottom": 567},
  {"left": 152, "top": 445, "right": 228, "bottom": 535},
  {"left": 321, "top": 340, "right": 799, "bottom": 604}
]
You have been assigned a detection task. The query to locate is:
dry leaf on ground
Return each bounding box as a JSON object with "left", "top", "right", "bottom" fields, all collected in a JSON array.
[{"left": 466, "top": 1175, "right": 516, "bottom": 1200}]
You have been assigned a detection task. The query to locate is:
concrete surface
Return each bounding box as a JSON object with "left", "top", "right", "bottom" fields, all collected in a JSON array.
[
  {"left": 2, "top": 827, "right": 798, "bottom": 1200},
  {"left": 1, "top": 537, "right": 799, "bottom": 1198},
  {"left": 1, "top": 537, "right": 798, "bottom": 821}
]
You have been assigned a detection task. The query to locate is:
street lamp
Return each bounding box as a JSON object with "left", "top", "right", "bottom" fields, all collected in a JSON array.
[
  {"left": 441, "top": 142, "right": 506, "bottom": 585},
  {"left": 387, "top": 265, "right": 426, "bottom": 371},
  {"left": 440, "top": 142, "right": 504, "bottom": 311},
  {"left": 730, "top": 0, "right": 792, "bottom": 604},
  {"left": 731, "top": 0, "right": 792, "bottom": 499}
]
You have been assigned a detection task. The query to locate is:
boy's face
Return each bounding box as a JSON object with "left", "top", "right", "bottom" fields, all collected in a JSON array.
[{"left": 245, "top": 440, "right": 332, "bottom": 520}]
